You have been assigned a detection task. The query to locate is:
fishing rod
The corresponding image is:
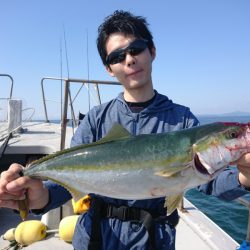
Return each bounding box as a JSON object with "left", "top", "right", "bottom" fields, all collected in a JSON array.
[
  {"left": 84, "top": 30, "right": 101, "bottom": 106},
  {"left": 70, "top": 30, "right": 101, "bottom": 115},
  {"left": 60, "top": 38, "right": 63, "bottom": 120},
  {"left": 86, "top": 29, "right": 90, "bottom": 111},
  {"left": 63, "top": 25, "right": 77, "bottom": 127},
  {"left": 69, "top": 30, "right": 91, "bottom": 110}
]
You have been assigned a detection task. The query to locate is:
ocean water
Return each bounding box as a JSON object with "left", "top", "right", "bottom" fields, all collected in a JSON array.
[{"left": 185, "top": 115, "right": 250, "bottom": 244}]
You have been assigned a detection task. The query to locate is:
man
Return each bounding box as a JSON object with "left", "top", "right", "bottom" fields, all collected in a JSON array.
[{"left": 0, "top": 10, "right": 250, "bottom": 250}]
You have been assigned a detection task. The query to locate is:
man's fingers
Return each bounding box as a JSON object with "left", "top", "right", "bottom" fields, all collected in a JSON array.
[
  {"left": 231, "top": 153, "right": 250, "bottom": 166},
  {"left": 6, "top": 176, "right": 31, "bottom": 192},
  {"left": 0, "top": 199, "right": 19, "bottom": 210},
  {"left": 238, "top": 153, "right": 250, "bottom": 165},
  {"left": 0, "top": 163, "right": 23, "bottom": 183},
  {"left": 0, "top": 164, "right": 25, "bottom": 199},
  {"left": 0, "top": 164, "right": 32, "bottom": 210},
  {"left": 0, "top": 191, "right": 26, "bottom": 201},
  {"left": 238, "top": 164, "right": 250, "bottom": 174}
]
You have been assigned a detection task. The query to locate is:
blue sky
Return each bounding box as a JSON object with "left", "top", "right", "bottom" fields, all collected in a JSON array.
[{"left": 1, "top": 1, "right": 250, "bottom": 120}]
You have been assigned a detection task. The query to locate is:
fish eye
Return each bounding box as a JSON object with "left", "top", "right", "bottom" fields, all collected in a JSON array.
[
  {"left": 230, "top": 132, "right": 237, "bottom": 138},
  {"left": 229, "top": 130, "right": 238, "bottom": 139}
]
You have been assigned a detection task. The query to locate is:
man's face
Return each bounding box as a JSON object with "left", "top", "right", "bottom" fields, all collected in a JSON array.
[{"left": 105, "top": 33, "right": 155, "bottom": 93}]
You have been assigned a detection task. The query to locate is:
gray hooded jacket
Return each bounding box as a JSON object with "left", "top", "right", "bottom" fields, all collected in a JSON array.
[{"left": 43, "top": 91, "right": 247, "bottom": 250}]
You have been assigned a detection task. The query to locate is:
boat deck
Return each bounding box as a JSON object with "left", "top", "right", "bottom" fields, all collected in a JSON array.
[
  {"left": 176, "top": 199, "right": 239, "bottom": 250},
  {"left": 0, "top": 121, "right": 73, "bottom": 155},
  {"left": 0, "top": 199, "right": 239, "bottom": 250}
]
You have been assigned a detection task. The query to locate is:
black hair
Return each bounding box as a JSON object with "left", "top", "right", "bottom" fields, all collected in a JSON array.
[{"left": 97, "top": 10, "right": 155, "bottom": 65}]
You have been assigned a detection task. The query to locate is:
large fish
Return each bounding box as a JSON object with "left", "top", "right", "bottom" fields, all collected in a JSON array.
[{"left": 20, "top": 122, "right": 250, "bottom": 216}]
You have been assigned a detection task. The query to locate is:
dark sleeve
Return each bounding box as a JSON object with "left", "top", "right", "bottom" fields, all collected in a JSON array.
[
  {"left": 197, "top": 167, "right": 249, "bottom": 201},
  {"left": 32, "top": 181, "right": 72, "bottom": 215}
]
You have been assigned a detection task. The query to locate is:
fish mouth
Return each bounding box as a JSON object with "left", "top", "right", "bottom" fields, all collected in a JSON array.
[
  {"left": 193, "top": 153, "right": 223, "bottom": 179},
  {"left": 194, "top": 154, "right": 209, "bottom": 175}
]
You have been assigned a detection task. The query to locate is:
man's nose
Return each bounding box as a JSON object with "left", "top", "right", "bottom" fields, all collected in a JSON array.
[{"left": 125, "top": 53, "right": 136, "bottom": 67}]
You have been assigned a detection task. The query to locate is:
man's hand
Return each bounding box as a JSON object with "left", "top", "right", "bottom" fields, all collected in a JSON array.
[
  {"left": 0, "top": 163, "right": 49, "bottom": 211},
  {"left": 237, "top": 153, "right": 250, "bottom": 189}
]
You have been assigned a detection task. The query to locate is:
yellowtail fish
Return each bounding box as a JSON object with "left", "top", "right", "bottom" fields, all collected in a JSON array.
[{"left": 20, "top": 122, "right": 250, "bottom": 217}]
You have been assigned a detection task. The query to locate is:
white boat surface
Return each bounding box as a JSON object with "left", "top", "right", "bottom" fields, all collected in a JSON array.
[
  {"left": 0, "top": 198, "right": 240, "bottom": 249},
  {"left": 0, "top": 75, "right": 245, "bottom": 249}
]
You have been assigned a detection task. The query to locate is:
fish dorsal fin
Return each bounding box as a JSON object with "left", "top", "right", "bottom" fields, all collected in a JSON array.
[
  {"left": 28, "top": 124, "right": 132, "bottom": 167},
  {"left": 97, "top": 123, "right": 132, "bottom": 144}
]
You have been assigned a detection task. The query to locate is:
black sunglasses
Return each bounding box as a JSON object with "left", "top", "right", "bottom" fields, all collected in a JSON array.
[{"left": 106, "top": 39, "right": 148, "bottom": 65}]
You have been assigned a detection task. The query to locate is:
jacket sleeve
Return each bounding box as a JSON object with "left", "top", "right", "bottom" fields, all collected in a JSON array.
[
  {"left": 197, "top": 167, "right": 249, "bottom": 200},
  {"left": 32, "top": 181, "right": 72, "bottom": 214},
  {"left": 183, "top": 109, "right": 200, "bottom": 129}
]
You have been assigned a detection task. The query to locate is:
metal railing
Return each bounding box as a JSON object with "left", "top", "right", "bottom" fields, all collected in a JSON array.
[
  {"left": 0, "top": 74, "right": 14, "bottom": 100},
  {"left": 0, "top": 74, "right": 14, "bottom": 122},
  {"left": 41, "top": 77, "right": 121, "bottom": 149}
]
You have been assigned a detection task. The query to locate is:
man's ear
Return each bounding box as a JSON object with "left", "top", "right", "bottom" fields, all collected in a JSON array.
[
  {"left": 106, "top": 65, "right": 115, "bottom": 77},
  {"left": 151, "top": 47, "right": 156, "bottom": 61}
]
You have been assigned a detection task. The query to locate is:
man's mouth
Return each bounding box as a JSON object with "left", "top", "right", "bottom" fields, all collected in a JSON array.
[{"left": 126, "top": 69, "right": 143, "bottom": 77}]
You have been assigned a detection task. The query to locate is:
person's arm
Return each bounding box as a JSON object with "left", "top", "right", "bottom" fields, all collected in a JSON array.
[
  {"left": 197, "top": 167, "right": 249, "bottom": 200},
  {"left": 31, "top": 180, "right": 72, "bottom": 214}
]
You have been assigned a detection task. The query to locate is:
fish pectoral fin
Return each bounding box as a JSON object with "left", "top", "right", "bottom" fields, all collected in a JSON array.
[
  {"left": 155, "top": 170, "right": 177, "bottom": 177},
  {"left": 155, "top": 162, "right": 192, "bottom": 177},
  {"left": 164, "top": 194, "right": 183, "bottom": 215},
  {"left": 155, "top": 168, "right": 182, "bottom": 177},
  {"left": 97, "top": 123, "right": 132, "bottom": 144}
]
